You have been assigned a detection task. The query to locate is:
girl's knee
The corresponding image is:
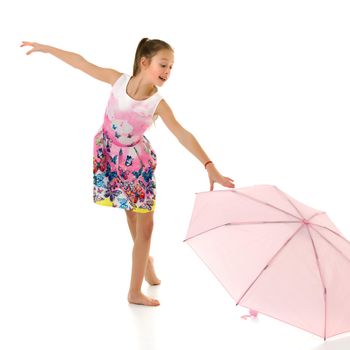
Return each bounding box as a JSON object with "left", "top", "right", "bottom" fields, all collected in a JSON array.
[{"left": 139, "top": 230, "right": 153, "bottom": 241}]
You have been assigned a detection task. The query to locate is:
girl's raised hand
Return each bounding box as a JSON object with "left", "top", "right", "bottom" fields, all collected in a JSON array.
[
  {"left": 20, "top": 41, "right": 48, "bottom": 55},
  {"left": 206, "top": 163, "right": 235, "bottom": 191}
]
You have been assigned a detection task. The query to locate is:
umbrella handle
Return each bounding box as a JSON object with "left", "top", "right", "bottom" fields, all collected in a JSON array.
[{"left": 241, "top": 309, "right": 258, "bottom": 320}]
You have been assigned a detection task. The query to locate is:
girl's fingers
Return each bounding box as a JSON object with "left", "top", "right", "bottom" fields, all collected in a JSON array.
[
  {"left": 224, "top": 178, "right": 235, "bottom": 188},
  {"left": 20, "top": 41, "right": 35, "bottom": 49}
]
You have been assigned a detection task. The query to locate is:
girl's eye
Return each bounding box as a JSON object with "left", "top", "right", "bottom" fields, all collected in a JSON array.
[{"left": 161, "top": 64, "right": 166, "bottom": 68}]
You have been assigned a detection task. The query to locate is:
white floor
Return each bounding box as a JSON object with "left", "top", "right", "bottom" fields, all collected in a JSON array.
[{"left": 2, "top": 202, "right": 350, "bottom": 350}]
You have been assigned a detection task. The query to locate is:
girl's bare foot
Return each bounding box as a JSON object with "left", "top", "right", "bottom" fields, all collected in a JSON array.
[
  {"left": 128, "top": 291, "right": 160, "bottom": 306},
  {"left": 145, "top": 256, "right": 161, "bottom": 285}
]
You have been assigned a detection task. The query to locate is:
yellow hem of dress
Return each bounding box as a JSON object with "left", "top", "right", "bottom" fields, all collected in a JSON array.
[
  {"left": 95, "top": 198, "right": 114, "bottom": 207},
  {"left": 95, "top": 198, "right": 156, "bottom": 212}
]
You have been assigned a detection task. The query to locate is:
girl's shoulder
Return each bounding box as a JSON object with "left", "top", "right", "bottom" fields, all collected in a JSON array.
[
  {"left": 153, "top": 98, "right": 171, "bottom": 117},
  {"left": 110, "top": 71, "right": 126, "bottom": 87}
]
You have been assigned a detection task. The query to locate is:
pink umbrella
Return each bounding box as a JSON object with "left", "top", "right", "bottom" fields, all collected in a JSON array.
[{"left": 184, "top": 184, "right": 350, "bottom": 340}]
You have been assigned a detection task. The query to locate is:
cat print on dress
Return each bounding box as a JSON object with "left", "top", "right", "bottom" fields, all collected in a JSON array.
[{"left": 93, "top": 73, "right": 163, "bottom": 213}]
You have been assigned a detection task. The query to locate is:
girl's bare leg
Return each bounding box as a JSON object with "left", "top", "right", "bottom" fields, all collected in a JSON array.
[
  {"left": 127, "top": 210, "right": 160, "bottom": 306},
  {"left": 125, "top": 210, "right": 161, "bottom": 285}
]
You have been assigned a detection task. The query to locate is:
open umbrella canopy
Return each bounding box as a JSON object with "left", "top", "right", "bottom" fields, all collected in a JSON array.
[{"left": 184, "top": 184, "right": 350, "bottom": 340}]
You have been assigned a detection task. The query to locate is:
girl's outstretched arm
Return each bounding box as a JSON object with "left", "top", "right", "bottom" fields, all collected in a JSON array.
[
  {"left": 20, "top": 41, "right": 121, "bottom": 85},
  {"left": 156, "top": 99, "right": 235, "bottom": 191}
]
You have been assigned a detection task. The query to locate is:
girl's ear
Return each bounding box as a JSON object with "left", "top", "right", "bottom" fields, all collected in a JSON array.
[{"left": 140, "top": 56, "right": 151, "bottom": 69}]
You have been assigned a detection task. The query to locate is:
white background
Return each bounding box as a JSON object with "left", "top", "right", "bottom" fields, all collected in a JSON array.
[{"left": 1, "top": 0, "right": 350, "bottom": 349}]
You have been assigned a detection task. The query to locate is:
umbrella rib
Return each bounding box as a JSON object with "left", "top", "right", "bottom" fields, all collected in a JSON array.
[
  {"left": 305, "top": 225, "right": 328, "bottom": 341},
  {"left": 310, "top": 224, "right": 350, "bottom": 339},
  {"left": 307, "top": 212, "right": 326, "bottom": 221},
  {"left": 310, "top": 225, "right": 350, "bottom": 265},
  {"left": 274, "top": 187, "right": 327, "bottom": 224},
  {"left": 226, "top": 220, "right": 300, "bottom": 225},
  {"left": 236, "top": 223, "right": 305, "bottom": 305},
  {"left": 183, "top": 221, "right": 300, "bottom": 242},
  {"left": 311, "top": 223, "right": 350, "bottom": 247},
  {"left": 311, "top": 211, "right": 326, "bottom": 219},
  {"left": 273, "top": 186, "right": 305, "bottom": 218},
  {"left": 231, "top": 190, "right": 302, "bottom": 220}
]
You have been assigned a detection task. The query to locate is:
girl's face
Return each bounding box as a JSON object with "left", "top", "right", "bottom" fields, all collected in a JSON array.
[{"left": 143, "top": 49, "right": 174, "bottom": 86}]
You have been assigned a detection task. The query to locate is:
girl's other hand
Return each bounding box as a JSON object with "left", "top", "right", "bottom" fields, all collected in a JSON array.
[
  {"left": 206, "top": 163, "right": 235, "bottom": 191},
  {"left": 20, "top": 41, "right": 48, "bottom": 55}
]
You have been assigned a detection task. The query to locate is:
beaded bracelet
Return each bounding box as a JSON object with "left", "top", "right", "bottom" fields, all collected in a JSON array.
[{"left": 204, "top": 160, "right": 213, "bottom": 169}]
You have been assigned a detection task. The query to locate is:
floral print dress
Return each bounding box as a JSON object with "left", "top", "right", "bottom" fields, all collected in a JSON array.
[{"left": 93, "top": 73, "right": 163, "bottom": 213}]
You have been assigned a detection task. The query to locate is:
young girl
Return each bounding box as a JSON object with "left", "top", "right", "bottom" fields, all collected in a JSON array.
[{"left": 21, "top": 38, "right": 235, "bottom": 307}]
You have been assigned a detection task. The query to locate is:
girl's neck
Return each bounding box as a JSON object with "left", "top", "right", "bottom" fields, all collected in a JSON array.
[{"left": 127, "top": 74, "right": 157, "bottom": 99}]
